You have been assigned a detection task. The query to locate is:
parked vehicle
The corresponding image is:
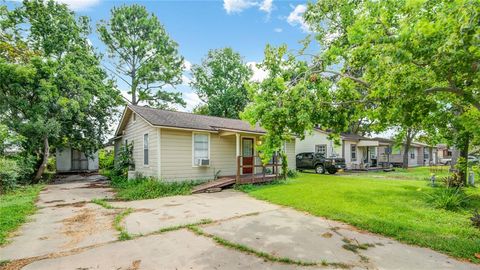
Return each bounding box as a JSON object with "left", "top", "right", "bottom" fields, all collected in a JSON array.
[{"left": 296, "top": 152, "right": 346, "bottom": 174}]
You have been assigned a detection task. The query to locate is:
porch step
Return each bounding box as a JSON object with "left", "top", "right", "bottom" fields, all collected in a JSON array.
[{"left": 192, "top": 177, "right": 236, "bottom": 194}]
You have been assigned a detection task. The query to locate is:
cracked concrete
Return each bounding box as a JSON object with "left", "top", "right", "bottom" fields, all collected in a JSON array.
[{"left": 1, "top": 174, "right": 479, "bottom": 270}]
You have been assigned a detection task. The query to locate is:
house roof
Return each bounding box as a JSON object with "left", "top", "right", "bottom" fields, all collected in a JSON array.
[
  {"left": 118, "top": 105, "right": 266, "bottom": 135},
  {"left": 340, "top": 133, "right": 374, "bottom": 141}
]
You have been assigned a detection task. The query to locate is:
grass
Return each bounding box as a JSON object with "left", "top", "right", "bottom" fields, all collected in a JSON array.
[
  {"left": 240, "top": 168, "right": 480, "bottom": 263},
  {"left": 355, "top": 166, "right": 452, "bottom": 181},
  {"left": 0, "top": 185, "right": 43, "bottom": 245}
]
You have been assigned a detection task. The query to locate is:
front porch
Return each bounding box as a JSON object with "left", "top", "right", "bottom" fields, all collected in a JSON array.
[{"left": 192, "top": 155, "right": 282, "bottom": 193}]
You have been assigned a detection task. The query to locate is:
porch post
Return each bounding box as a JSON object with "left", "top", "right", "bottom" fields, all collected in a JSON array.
[{"left": 236, "top": 134, "right": 240, "bottom": 183}]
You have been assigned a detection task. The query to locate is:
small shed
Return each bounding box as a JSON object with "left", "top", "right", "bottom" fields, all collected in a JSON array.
[{"left": 56, "top": 148, "right": 99, "bottom": 173}]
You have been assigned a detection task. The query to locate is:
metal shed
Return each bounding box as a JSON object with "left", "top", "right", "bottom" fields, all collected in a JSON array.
[{"left": 56, "top": 148, "right": 99, "bottom": 172}]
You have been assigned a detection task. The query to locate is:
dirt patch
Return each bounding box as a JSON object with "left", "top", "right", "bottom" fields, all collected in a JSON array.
[
  {"left": 81, "top": 182, "right": 110, "bottom": 189},
  {"left": 55, "top": 202, "right": 86, "bottom": 208},
  {"left": 321, "top": 232, "right": 333, "bottom": 238},
  {"left": 126, "top": 260, "right": 141, "bottom": 270}
]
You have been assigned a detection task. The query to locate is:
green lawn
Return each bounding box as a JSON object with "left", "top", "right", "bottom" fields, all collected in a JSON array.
[
  {"left": 0, "top": 185, "right": 42, "bottom": 245},
  {"left": 241, "top": 168, "right": 480, "bottom": 263}
]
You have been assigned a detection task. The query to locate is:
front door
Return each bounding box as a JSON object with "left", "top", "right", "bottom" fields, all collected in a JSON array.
[{"left": 242, "top": 138, "right": 254, "bottom": 174}]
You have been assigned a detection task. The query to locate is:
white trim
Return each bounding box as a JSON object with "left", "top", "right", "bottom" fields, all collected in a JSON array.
[
  {"left": 157, "top": 128, "right": 161, "bottom": 179},
  {"left": 216, "top": 128, "right": 265, "bottom": 136},
  {"left": 192, "top": 132, "right": 211, "bottom": 167},
  {"left": 240, "top": 135, "right": 256, "bottom": 175},
  {"left": 143, "top": 133, "right": 149, "bottom": 167}
]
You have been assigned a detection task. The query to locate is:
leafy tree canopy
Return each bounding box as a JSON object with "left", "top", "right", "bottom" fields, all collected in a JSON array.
[
  {"left": 98, "top": 4, "right": 186, "bottom": 108},
  {"left": 190, "top": 48, "right": 253, "bottom": 119},
  {"left": 0, "top": 0, "right": 122, "bottom": 180}
]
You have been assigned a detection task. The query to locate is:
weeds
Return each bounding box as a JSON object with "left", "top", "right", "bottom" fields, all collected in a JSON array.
[
  {"left": 188, "top": 226, "right": 336, "bottom": 267},
  {"left": 114, "top": 208, "right": 133, "bottom": 240},
  {"left": 91, "top": 198, "right": 116, "bottom": 209},
  {"left": 425, "top": 188, "right": 470, "bottom": 211}
]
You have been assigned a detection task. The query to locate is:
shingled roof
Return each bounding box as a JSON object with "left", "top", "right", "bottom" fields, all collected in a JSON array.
[{"left": 126, "top": 105, "right": 266, "bottom": 134}]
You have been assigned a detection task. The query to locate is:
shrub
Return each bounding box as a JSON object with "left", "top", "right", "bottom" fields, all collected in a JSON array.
[
  {"left": 287, "top": 169, "right": 298, "bottom": 179},
  {"left": 0, "top": 158, "right": 20, "bottom": 193},
  {"left": 112, "top": 144, "right": 134, "bottom": 177},
  {"left": 441, "top": 173, "right": 464, "bottom": 188},
  {"left": 99, "top": 148, "right": 115, "bottom": 170},
  {"left": 426, "top": 188, "right": 470, "bottom": 211},
  {"left": 46, "top": 156, "right": 56, "bottom": 172},
  {"left": 471, "top": 210, "right": 480, "bottom": 229}
]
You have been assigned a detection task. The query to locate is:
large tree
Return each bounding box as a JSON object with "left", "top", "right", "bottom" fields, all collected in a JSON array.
[
  {"left": 98, "top": 4, "right": 186, "bottom": 108},
  {"left": 244, "top": 0, "right": 479, "bottom": 180},
  {"left": 0, "top": 0, "right": 122, "bottom": 181},
  {"left": 190, "top": 48, "right": 252, "bottom": 119}
]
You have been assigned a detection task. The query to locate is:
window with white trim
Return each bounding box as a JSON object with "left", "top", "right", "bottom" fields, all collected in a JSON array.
[
  {"left": 143, "top": 134, "right": 149, "bottom": 165},
  {"left": 410, "top": 148, "right": 415, "bottom": 159},
  {"left": 351, "top": 144, "right": 357, "bottom": 161},
  {"left": 315, "top": 144, "right": 327, "bottom": 156},
  {"left": 193, "top": 133, "right": 209, "bottom": 166}
]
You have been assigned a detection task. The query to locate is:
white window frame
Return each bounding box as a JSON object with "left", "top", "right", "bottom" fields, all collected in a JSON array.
[
  {"left": 410, "top": 148, "right": 415, "bottom": 159},
  {"left": 133, "top": 113, "right": 137, "bottom": 123},
  {"left": 351, "top": 144, "right": 357, "bottom": 161},
  {"left": 315, "top": 144, "right": 327, "bottom": 156},
  {"left": 192, "top": 132, "right": 210, "bottom": 167},
  {"left": 143, "top": 133, "right": 149, "bottom": 166}
]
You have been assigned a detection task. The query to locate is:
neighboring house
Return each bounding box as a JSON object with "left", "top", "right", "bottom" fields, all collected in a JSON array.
[
  {"left": 296, "top": 129, "right": 438, "bottom": 169},
  {"left": 56, "top": 148, "right": 99, "bottom": 173},
  {"left": 437, "top": 144, "right": 453, "bottom": 164},
  {"left": 295, "top": 130, "right": 390, "bottom": 170},
  {"left": 374, "top": 138, "right": 438, "bottom": 167},
  {"left": 341, "top": 134, "right": 391, "bottom": 170},
  {"left": 295, "top": 129, "right": 341, "bottom": 158},
  {"left": 113, "top": 105, "right": 296, "bottom": 182}
]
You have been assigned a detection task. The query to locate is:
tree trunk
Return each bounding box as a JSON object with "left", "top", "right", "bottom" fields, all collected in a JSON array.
[
  {"left": 402, "top": 130, "right": 413, "bottom": 169},
  {"left": 33, "top": 137, "right": 49, "bottom": 183},
  {"left": 458, "top": 136, "right": 470, "bottom": 184}
]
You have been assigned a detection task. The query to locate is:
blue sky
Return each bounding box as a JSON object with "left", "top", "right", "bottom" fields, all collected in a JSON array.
[{"left": 6, "top": 0, "right": 312, "bottom": 111}]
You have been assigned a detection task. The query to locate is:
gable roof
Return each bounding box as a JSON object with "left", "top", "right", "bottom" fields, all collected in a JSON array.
[{"left": 116, "top": 105, "right": 265, "bottom": 136}]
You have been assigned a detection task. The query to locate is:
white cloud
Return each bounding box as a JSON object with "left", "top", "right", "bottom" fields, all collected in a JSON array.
[
  {"left": 183, "top": 60, "right": 192, "bottom": 71},
  {"left": 247, "top": 62, "right": 268, "bottom": 82},
  {"left": 181, "top": 74, "right": 191, "bottom": 85},
  {"left": 287, "top": 4, "right": 310, "bottom": 33},
  {"left": 176, "top": 92, "right": 202, "bottom": 112},
  {"left": 274, "top": 28, "right": 283, "bottom": 33},
  {"left": 259, "top": 0, "right": 273, "bottom": 13},
  {"left": 223, "top": 0, "right": 273, "bottom": 14}
]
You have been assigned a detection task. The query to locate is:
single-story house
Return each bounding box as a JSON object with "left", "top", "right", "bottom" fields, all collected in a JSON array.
[
  {"left": 296, "top": 129, "right": 438, "bottom": 169},
  {"left": 295, "top": 129, "right": 389, "bottom": 170},
  {"left": 113, "top": 105, "right": 296, "bottom": 182},
  {"left": 373, "top": 138, "right": 438, "bottom": 167},
  {"left": 56, "top": 148, "right": 99, "bottom": 172}
]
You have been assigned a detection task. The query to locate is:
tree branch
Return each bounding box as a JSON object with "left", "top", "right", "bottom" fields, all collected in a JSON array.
[{"left": 321, "top": 70, "right": 370, "bottom": 87}]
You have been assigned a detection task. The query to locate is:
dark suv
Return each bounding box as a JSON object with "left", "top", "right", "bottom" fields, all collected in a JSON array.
[{"left": 296, "top": 152, "right": 346, "bottom": 174}]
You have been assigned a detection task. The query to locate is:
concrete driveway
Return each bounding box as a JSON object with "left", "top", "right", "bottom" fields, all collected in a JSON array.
[{"left": 0, "top": 175, "right": 478, "bottom": 270}]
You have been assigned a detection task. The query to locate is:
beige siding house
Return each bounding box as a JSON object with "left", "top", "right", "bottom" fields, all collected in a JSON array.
[{"left": 114, "top": 105, "right": 295, "bottom": 181}]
